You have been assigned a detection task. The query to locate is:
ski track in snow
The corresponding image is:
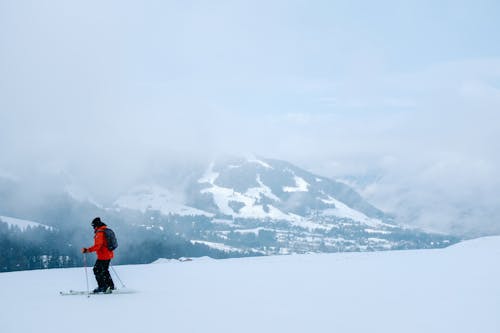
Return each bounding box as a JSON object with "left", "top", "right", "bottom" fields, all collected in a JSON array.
[{"left": 1, "top": 237, "right": 500, "bottom": 333}]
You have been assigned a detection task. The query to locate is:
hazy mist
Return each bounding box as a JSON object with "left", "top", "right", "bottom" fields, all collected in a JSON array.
[{"left": 1, "top": 1, "right": 499, "bottom": 235}]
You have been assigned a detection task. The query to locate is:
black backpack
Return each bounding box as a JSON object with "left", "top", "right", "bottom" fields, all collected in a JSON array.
[{"left": 99, "top": 228, "right": 118, "bottom": 251}]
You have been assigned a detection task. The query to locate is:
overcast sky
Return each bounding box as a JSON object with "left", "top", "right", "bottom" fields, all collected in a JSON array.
[{"left": 1, "top": 0, "right": 499, "bottom": 235}]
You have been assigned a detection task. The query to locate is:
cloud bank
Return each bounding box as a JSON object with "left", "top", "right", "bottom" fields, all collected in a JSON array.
[{"left": 1, "top": 1, "right": 499, "bottom": 235}]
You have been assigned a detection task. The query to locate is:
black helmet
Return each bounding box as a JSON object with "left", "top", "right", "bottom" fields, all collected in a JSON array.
[{"left": 91, "top": 217, "right": 105, "bottom": 228}]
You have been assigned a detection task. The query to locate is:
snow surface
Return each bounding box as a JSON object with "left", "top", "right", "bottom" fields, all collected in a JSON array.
[
  {"left": 198, "top": 162, "right": 219, "bottom": 184},
  {"left": 283, "top": 175, "right": 310, "bottom": 192},
  {"left": 0, "top": 215, "right": 52, "bottom": 231},
  {"left": 289, "top": 218, "right": 333, "bottom": 231},
  {"left": 126, "top": 161, "right": 385, "bottom": 227},
  {"left": 114, "top": 185, "right": 213, "bottom": 217},
  {"left": 190, "top": 240, "right": 243, "bottom": 253},
  {"left": 320, "top": 195, "right": 392, "bottom": 228},
  {"left": 232, "top": 227, "right": 272, "bottom": 235},
  {"left": 199, "top": 164, "right": 297, "bottom": 221},
  {"left": 211, "top": 218, "right": 237, "bottom": 227},
  {"left": 152, "top": 256, "right": 214, "bottom": 264},
  {"left": 247, "top": 157, "right": 273, "bottom": 169},
  {"left": 1, "top": 237, "right": 499, "bottom": 333}
]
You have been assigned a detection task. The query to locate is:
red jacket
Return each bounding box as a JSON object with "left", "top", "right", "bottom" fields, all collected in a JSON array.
[{"left": 87, "top": 226, "right": 114, "bottom": 260}]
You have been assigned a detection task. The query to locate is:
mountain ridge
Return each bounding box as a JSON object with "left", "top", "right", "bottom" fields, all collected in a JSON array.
[
  {"left": 114, "top": 156, "right": 390, "bottom": 224},
  {"left": 0, "top": 156, "right": 459, "bottom": 270},
  {"left": 111, "top": 156, "right": 455, "bottom": 255}
]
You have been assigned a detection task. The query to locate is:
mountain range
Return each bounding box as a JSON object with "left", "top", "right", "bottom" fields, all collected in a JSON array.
[
  {"left": 111, "top": 156, "right": 456, "bottom": 254},
  {"left": 0, "top": 156, "right": 457, "bottom": 266}
]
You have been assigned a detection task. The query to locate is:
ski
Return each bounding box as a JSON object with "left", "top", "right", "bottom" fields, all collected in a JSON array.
[{"left": 59, "top": 288, "right": 136, "bottom": 296}]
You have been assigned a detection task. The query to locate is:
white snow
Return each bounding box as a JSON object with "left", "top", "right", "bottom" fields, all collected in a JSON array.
[
  {"left": 0, "top": 215, "right": 52, "bottom": 231},
  {"left": 364, "top": 228, "right": 392, "bottom": 234},
  {"left": 137, "top": 224, "right": 164, "bottom": 231},
  {"left": 283, "top": 175, "right": 310, "bottom": 192},
  {"left": 152, "top": 256, "right": 214, "bottom": 264},
  {"left": 320, "top": 195, "right": 392, "bottom": 228},
  {"left": 201, "top": 174, "right": 298, "bottom": 221},
  {"left": 289, "top": 219, "right": 333, "bottom": 231},
  {"left": 1, "top": 237, "right": 499, "bottom": 333},
  {"left": 190, "top": 240, "right": 243, "bottom": 253},
  {"left": 114, "top": 185, "right": 213, "bottom": 217},
  {"left": 211, "top": 218, "right": 237, "bottom": 226},
  {"left": 232, "top": 227, "right": 272, "bottom": 235},
  {"left": 198, "top": 162, "right": 220, "bottom": 184},
  {"left": 247, "top": 157, "right": 273, "bottom": 169},
  {"left": 254, "top": 175, "right": 281, "bottom": 202}
]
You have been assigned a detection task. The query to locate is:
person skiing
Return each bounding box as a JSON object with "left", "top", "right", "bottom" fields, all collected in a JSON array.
[{"left": 81, "top": 217, "right": 115, "bottom": 293}]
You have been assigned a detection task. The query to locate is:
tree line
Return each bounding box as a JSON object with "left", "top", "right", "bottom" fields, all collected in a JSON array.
[{"left": 0, "top": 221, "right": 240, "bottom": 273}]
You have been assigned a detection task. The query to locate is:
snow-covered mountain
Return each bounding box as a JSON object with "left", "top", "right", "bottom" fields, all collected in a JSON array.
[
  {"left": 114, "top": 185, "right": 213, "bottom": 217},
  {"left": 116, "top": 156, "right": 387, "bottom": 222},
  {"left": 1, "top": 236, "right": 499, "bottom": 333},
  {"left": 0, "top": 156, "right": 458, "bottom": 267},
  {"left": 113, "top": 156, "right": 455, "bottom": 254},
  {"left": 192, "top": 157, "right": 386, "bottom": 221}
]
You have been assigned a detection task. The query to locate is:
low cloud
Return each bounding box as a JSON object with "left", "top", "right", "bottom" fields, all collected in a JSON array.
[{"left": 1, "top": 2, "right": 499, "bottom": 236}]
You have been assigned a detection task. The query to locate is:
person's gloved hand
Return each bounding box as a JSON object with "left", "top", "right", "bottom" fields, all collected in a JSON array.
[{"left": 81, "top": 248, "right": 89, "bottom": 253}]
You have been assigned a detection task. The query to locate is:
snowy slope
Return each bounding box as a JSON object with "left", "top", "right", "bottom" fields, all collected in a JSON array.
[
  {"left": 195, "top": 156, "right": 388, "bottom": 224},
  {"left": 114, "top": 185, "right": 213, "bottom": 217},
  {"left": 114, "top": 156, "right": 388, "bottom": 224},
  {"left": 1, "top": 237, "right": 499, "bottom": 333},
  {"left": 99, "top": 157, "right": 451, "bottom": 255},
  {"left": 320, "top": 195, "right": 391, "bottom": 228},
  {"left": 198, "top": 162, "right": 300, "bottom": 221},
  {"left": 0, "top": 215, "right": 52, "bottom": 231}
]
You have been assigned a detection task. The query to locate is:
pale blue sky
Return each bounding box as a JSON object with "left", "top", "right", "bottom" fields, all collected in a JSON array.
[
  {"left": 1, "top": 0, "right": 499, "bottom": 118},
  {"left": 1, "top": 1, "right": 499, "bottom": 233}
]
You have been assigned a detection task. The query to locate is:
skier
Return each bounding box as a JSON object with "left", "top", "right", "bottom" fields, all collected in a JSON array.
[{"left": 81, "top": 217, "right": 115, "bottom": 293}]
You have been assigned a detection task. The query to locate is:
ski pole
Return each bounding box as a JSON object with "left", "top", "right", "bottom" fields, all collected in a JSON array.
[
  {"left": 110, "top": 264, "right": 126, "bottom": 288},
  {"left": 83, "top": 253, "right": 90, "bottom": 295}
]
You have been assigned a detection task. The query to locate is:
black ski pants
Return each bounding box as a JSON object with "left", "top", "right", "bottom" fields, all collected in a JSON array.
[{"left": 93, "top": 259, "right": 115, "bottom": 290}]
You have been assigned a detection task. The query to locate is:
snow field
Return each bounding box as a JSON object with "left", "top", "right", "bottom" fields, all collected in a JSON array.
[
  {"left": 0, "top": 216, "right": 52, "bottom": 231},
  {"left": 0, "top": 237, "right": 499, "bottom": 333}
]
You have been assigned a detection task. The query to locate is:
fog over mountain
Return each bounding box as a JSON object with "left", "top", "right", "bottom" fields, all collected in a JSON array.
[{"left": 1, "top": 1, "right": 499, "bottom": 236}]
